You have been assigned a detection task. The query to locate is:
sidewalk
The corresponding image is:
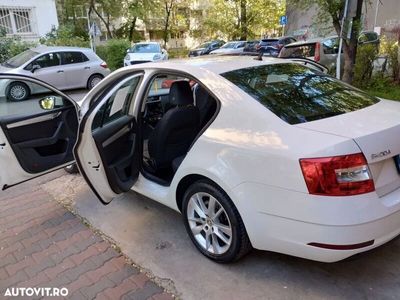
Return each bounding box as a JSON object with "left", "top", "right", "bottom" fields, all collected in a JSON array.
[{"left": 0, "top": 180, "right": 173, "bottom": 300}]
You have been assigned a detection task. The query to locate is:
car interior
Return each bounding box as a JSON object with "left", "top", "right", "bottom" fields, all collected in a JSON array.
[
  {"left": 141, "top": 74, "right": 218, "bottom": 185},
  {"left": 0, "top": 79, "right": 78, "bottom": 177}
]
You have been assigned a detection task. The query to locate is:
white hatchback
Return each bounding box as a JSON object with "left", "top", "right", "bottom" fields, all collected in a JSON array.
[
  {"left": 1, "top": 56, "right": 400, "bottom": 263},
  {"left": 123, "top": 42, "right": 168, "bottom": 66},
  {"left": 0, "top": 46, "right": 110, "bottom": 101}
]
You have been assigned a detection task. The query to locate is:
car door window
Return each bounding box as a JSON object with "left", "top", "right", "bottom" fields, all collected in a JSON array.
[
  {"left": 31, "top": 53, "right": 61, "bottom": 68},
  {"left": 0, "top": 78, "right": 72, "bottom": 117},
  {"left": 61, "top": 52, "right": 89, "bottom": 65},
  {"left": 92, "top": 76, "right": 141, "bottom": 130}
]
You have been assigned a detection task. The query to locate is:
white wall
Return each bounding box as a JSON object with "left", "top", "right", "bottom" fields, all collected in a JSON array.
[{"left": 1, "top": 0, "right": 58, "bottom": 40}]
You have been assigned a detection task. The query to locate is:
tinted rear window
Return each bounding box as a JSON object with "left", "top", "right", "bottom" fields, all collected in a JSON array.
[
  {"left": 280, "top": 43, "right": 316, "bottom": 58},
  {"left": 221, "top": 64, "right": 379, "bottom": 124}
]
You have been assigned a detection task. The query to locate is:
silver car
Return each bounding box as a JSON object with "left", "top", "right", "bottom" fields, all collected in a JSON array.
[{"left": 0, "top": 46, "right": 110, "bottom": 101}]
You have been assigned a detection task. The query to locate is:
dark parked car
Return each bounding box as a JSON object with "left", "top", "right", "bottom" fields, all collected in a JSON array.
[
  {"left": 256, "top": 36, "right": 297, "bottom": 56},
  {"left": 243, "top": 40, "right": 259, "bottom": 52},
  {"left": 188, "top": 40, "right": 225, "bottom": 57}
]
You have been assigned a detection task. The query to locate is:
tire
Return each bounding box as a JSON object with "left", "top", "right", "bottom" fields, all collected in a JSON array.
[
  {"left": 6, "top": 81, "right": 30, "bottom": 101},
  {"left": 182, "top": 180, "right": 252, "bottom": 263},
  {"left": 64, "top": 163, "right": 79, "bottom": 174},
  {"left": 87, "top": 74, "right": 103, "bottom": 90}
]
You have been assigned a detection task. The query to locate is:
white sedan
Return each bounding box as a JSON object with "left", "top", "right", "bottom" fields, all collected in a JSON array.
[
  {"left": 1, "top": 56, "right": 400, "bottom": 263},
  {"left": 123, "top": 42, "right": 168, "bottom": 66}
]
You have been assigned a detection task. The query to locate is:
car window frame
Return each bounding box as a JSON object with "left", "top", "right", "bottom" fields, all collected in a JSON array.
[
  {"left": 60, "top": 51, "right": 89, "bottom": 65},
  {"left": 26, "top": 52, "right": 62, "bottom": 70}
]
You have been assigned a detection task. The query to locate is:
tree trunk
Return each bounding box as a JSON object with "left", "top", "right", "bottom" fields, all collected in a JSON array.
[
  {"left": 163, "top": 1, "right": 173, "bottom": 48},
  {"left": 240, "top": 0, "right": 247, "bottom": 40},
  {"left": 128, "top": 17, "right": 137, "bottom": 42},
  {"left": 89, "top": 1, "right": 114, "bottom": 39},
  {"left": 340, "top": 0, "right": 363, "bottom": 84}
]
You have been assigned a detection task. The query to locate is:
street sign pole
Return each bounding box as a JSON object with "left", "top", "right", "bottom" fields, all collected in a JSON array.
[{"left": 87, "top": 9, "right": 94, "bottom": 51}]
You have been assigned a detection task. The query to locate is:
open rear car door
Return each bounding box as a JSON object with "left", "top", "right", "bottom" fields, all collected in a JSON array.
[
  {"left": 74, "top": 73, "right": 143, "bottom": 204},
  {"left": 0, "top": 74, "right": 79, "bottom": 190}
]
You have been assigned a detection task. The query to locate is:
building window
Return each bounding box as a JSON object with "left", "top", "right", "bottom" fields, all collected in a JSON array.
[{"left": 0, "top": 7, "right": 35, "bottom": 35}]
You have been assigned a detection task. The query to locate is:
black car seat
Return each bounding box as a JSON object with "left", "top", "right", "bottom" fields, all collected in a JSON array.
[
  {"left": 148, "top": 81, "right": 200, "bottom": 170},
  {"left": 194, "top": 85, "right": 217, "bottom": 128}
]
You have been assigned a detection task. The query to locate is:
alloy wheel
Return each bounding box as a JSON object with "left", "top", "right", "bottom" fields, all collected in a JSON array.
[
  {"left": 10, "top": 85, "right": 27, "bottom": 100},
  {"left": 187, "top": 192, "right": 232, "bottom": 255}
]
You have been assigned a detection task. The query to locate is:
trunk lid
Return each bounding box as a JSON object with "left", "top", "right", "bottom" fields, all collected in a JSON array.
[{"left": 296, "top": 99, "right": 400, "bottom": 196}]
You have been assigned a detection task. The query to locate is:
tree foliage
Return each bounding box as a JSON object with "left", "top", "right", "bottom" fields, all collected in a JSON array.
[{"left": 203, "top": 0, "right": 284, "bottom": 40}]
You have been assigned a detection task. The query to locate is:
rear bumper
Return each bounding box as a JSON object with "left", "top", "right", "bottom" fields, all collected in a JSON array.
[{"left": 232, "top": 182, "right": 400, "bottom": 262}]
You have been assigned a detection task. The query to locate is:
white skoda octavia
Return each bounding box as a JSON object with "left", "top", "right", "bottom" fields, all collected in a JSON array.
[{"left": 1, "top": 56, "right": 400, "bottom": 263}]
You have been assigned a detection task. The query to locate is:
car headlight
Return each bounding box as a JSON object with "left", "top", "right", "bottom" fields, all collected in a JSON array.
[
  {"left": 153, "top": 54, "right": 162, "bottom": 60},
  {"left": 124, "top": 54, "right": 130, "bottom": 60}
]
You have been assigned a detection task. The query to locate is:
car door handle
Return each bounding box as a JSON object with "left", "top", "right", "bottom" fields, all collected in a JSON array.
[
  {"left": 84, "top": 66, "right": 90, "bottom": 70},
  {"left": 57, "top": 70, "right": 64, "bottom": 73}
]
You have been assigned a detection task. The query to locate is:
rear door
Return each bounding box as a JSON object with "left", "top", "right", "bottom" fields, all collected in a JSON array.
[
  {"left": 60, "top": 51, "right": 91, "bottom": 89},
  {"left": 74, "top": 73, "right": 144, "bottom": 204},
  {"left": 0, "top": 74, "right": 79, "bottom": 189}
]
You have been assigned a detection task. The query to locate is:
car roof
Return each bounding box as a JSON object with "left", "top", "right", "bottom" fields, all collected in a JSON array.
[
  {"left": 130, "top": 55, "right": 292, "bottom": 75},
  {"left": 31, "top": 46, "right": 92, "bottom": 53}
]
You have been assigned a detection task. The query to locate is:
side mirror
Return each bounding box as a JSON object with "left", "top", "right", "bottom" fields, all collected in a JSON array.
[
  {"left": 31, "top": 64, "right": 41, "bottom": 73},
  {"left": 39, "top": 96, "right": 56, "bottom": 110}
]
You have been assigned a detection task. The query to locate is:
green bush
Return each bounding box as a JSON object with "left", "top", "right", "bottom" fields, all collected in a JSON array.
[
  {"left": 168, "top": 48, "right": 189, "bottom": 59},
  {"left": 379, "top": 36, "right": 399, "bottom": 82},
  {"left": 40, "top": 25, "right": 89, "bottom": 48},
  {"left": 0, "top": 35, "right": 36, "bottom": 63},
  {"left": 95, "top": 39, "right": 131, "bottom": 71},
  {"left": 353, "top": 44, "right": 379, "bottom": 88}
]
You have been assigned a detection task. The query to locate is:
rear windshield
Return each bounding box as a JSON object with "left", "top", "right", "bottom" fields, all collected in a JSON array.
[
  {"left": 3, "top": 49, "right": 38, "bottom": 68},
  {"left": 260, "top": 39, "right": 278, "bottom": 46},
  {"left": 280, "top": 44, "right": 316, "bottom": 58},
  {"left": 221, "top": 64, "right": 379, "bottom": 124}
]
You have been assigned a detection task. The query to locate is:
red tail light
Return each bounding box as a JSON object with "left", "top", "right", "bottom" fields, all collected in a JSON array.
[
  {"left": 300, "top": 153, "right": 375, "bottom": 196},
  {"left": 314, "top": 42, "right": 321, "bottom": 62},
  {"left": 100, "top": 62, "right": 108, "bottom": 68}
]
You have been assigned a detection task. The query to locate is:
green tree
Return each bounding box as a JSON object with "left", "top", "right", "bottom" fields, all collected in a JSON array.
[
  {"left": 203, "top": 0, "right": 284, "bottom": 40},
  {"left": 290, "top": 0, "right": 364, "bottom": 84}
]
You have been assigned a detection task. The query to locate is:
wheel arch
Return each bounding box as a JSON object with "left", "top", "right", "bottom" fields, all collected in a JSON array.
[{"left": 176, "top": 173, "right": 230, "bottom": 212}]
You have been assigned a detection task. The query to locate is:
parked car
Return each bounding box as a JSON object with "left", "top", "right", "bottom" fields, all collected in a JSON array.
[
  {"left": 0, "top": 46, "right": 110, "bottom": 101},
  {"left": 2, "top": 55, "right": 400, "bottom": 263},
  {"left": 209, "top": 41, "right": 246, "bottom": 55},
  {"left": 124, "top": 42, "right": 168, "bottom": 66},
  {"left": 188, "top": 40, "right": 225, "bottom": 57},
  {"left": 256, "top": 36, "right": 297, "bottom": 56},
  {"left": 243, "top": 40, "right": 260, "bottom": 52},
  {"left": 279, "top": 32, "right": 380, "bottom": 72}
]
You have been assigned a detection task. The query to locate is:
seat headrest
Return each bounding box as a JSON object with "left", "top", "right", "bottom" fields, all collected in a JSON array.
[{"left": 169, "top": 81, "right": 194, "bottom": 106}]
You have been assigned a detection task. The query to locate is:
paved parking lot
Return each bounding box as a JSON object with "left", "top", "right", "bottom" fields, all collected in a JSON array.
[
  {"left": 41, "top": 173, "right": 400, "bottom": 300},
  {"left": 0, "top": 172, "right": 173, "bottom": 300}
]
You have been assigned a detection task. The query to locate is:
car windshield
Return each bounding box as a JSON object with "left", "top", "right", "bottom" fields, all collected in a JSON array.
[
  {"left": 221, "top": 42, "right": 237, "bottom": 49},
  {"left": 221, "top": 64, "right": 379, "bottom": 124},
  {"left": 3, "top": 49, "right": 38, "bottom": 68},
  {"left": 198, "top": 42, "right": 212, "bottom": 49},
  {"left": 129, "top": 44, "right": 160, "bottom": 53}
]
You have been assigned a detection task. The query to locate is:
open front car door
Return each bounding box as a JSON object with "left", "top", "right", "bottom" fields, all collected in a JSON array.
[
  {"left": 0, "top": 74, "right": 79, "bottom": 190},
  {"left": 74, "top": 73, "right": 143, "bottom": 204}
]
